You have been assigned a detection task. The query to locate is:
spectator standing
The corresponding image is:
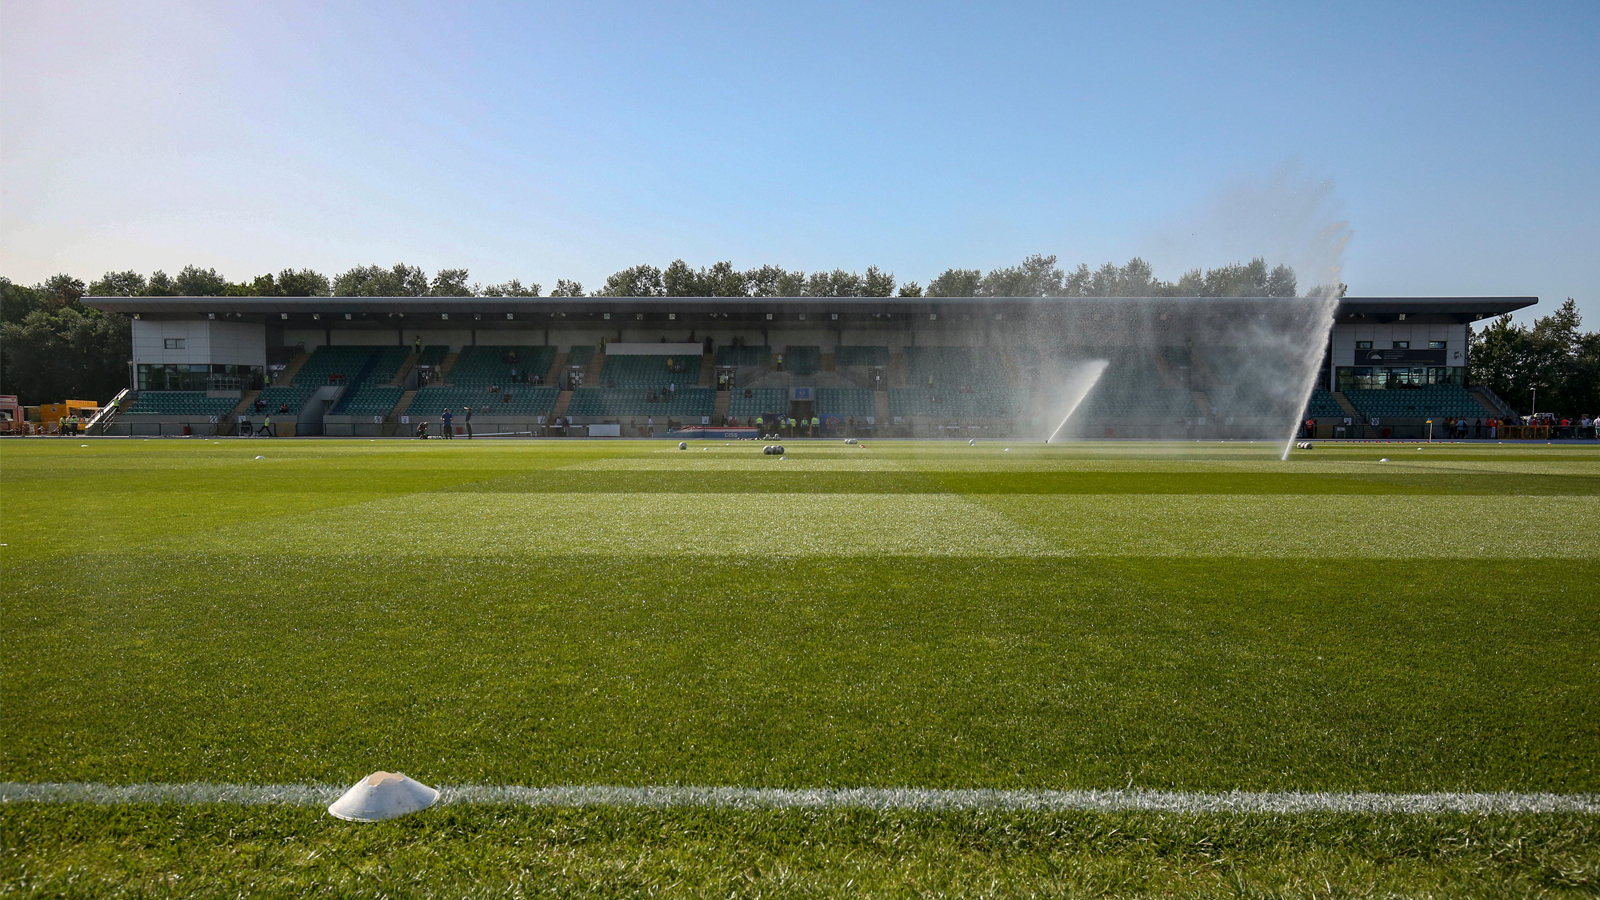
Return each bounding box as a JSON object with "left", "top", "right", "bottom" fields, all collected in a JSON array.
[
  {"left": 414, "top": 336, "right": 422, "bottom": 356},
  {"left": 647, "top": 415, "right": 654, "bottom": 435},
  {"left": 441, "top": 408, "right": 454, "bottom": 440},
  {"left": 463, "top": 407, "right": 473, "bottom": 439}
]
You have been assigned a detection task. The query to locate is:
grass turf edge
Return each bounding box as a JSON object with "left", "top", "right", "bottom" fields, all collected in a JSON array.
[{"left": 3, "top": 804, "right": 1598, "bottom": 898}]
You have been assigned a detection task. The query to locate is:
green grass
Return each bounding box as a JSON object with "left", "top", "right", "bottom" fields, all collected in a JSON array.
[{"left": 3, "top": 438, "right": 1598, "bottom": 896}]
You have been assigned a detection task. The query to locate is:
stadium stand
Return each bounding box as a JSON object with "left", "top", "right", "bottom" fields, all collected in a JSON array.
[
  {"left": 817, "top": 388, "right": 876, "bottom": 419},
  {"left": 566, "top": 386, "right": 714, "bottom": 418},
  {"left": 331, "top": 346, "right": 409, "bottom": 416},
  {"left": 408, "top": 385, "right": 559, "bottom": 418},
  {"left": 567, "top": 345, "right": 596, "bottom": 367},
  {"left": 904, "top": 347, "right": 1007, "bottom": 389},
  {"left": 835, "top": 346, "right": 889, "bottom": 367},
  {"left": 1344, "top": 385, "right": 1485, "bottom": 420},
  {"left": 596, "top": 353, "right": 700, "bottom": 387},
  {"left": 715, "top": 345, "right": 772, "bottom": 367},
  {"left": 123, "top": 391, "right": 238, "bottom": 417},
  {"left": 1079, "top": 385, "right": 1198, "bottom": 418},
  {"left": 415, "top": 345, "right": 449, "bottom": 369},
  {"left": 889, "top": 388, "right": 1022, "bottom": 418},
  {"left": 1305, "top": 389, "right": 1345, "bottom": 419},
  {"left": 785, "top": 346, "right": 821, "bottom": 375},
  {"left": 728, "top": 388, "right": 789, "bottom": 418},
  {"left": 446, "top": 346, "right": 557, "bottom": 385}
]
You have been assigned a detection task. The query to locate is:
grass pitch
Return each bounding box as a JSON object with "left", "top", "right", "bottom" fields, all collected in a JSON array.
[{"left": 2, "top": 438, "right": 1597, "bottom": 896}]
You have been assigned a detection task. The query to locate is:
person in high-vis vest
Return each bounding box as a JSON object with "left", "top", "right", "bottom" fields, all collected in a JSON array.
[
  {"left": 810, "top": 416, "right": 819, "bottom": 437},
  {"left": 756, "top": 415, "right": 764, "bottom": 435}
]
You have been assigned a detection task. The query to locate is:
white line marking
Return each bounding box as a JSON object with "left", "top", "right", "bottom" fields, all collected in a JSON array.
[{"left": 3, "top": 783, "right": 1597, "bottom": 814}]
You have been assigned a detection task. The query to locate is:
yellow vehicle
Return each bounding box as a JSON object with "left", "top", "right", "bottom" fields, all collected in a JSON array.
[{"left": 39, "top": 400, "right": 100, "bottom": 434}]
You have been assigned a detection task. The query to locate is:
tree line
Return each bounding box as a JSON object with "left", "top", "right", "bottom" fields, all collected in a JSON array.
[
  {"left": 6, "top": 256, "right": 1591, "bottom": 414},
  {"left": 1469, "top": 299, "right": 1600, "bottom": 418}
]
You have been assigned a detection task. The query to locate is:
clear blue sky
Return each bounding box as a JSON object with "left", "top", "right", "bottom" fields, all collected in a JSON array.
[{"left": 3, "top": 0, "right": 1595, "bottom": 320}]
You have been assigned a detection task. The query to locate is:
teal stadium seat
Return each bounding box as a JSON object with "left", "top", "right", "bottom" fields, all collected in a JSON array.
[
  {"left": 1344, "top": 385, "right": 1485, "bottom": 420},
  {"left": 728, "top": 389, "right": 788, "bottom": 418},
  {"left": 817, "top": 388, "right": 875, "bottom": 419},
  {"left": 123, "top": 392, "right": 238, "bottom": 417}
]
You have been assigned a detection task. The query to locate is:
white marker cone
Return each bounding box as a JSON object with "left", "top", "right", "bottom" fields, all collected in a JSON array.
[{"left": 327, "top": 771, "right": 439, "bottom": 822}]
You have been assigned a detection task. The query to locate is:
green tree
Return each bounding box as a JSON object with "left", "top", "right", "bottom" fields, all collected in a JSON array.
[
  {"left": 480, "top": 278, "right": 541, "bottom": 297},
  {"left": 980, "top": 254, "right": 1062, "bottom": 297},
  {"left": 333, "top": 264, "right": 428, "bottom": 296},
  {"left": 430, "top": 268, "right": 475, "bottom": 297},
  {"left": 277, "top": 269, "right": 331, "bottom": 297},
  {"left": 174, "top": 265, "right": 227, "bottom": 296},
  {"left": 549, "top": 279, "right": 585, "bottom": 297},
  {"left": 926, "top": 268, "right": 981, "bottom": 297},
  {"left": 146, "top": 271, "right": 179, "bottom": 296},
  {"left": 599, "top": 265, "right": 666, "bottom": 297},
  {"left": 88, "top": 271, "right": 147, "bottom": 296},
  {"left": 898, "top": 281, "right": 923, "bottom": 298},
  {"left": 702, "top": 261, "right": 747, "bottom": 297},
  {"left": 804, "top": 269, "right": 864, "bottom": 297},
  {"left": 662, "top": 260, "right": 703, "bottom": 296},
  {"left": 862, "top": 266, "right": 896, "bottom": 298},
  {"left": 0, "top": 304, "right": 131, "bottom": 403},
  {"left": 1470, "top": 299, "right": 1598, "bottom": 416},
  {"left": 1, "top": 277, "right": 44, "bottom": 324}
]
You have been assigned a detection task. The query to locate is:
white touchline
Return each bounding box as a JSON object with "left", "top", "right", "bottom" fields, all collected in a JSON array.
[{"left": 2, "top": 783, "right": 1597, "bottom": 814}]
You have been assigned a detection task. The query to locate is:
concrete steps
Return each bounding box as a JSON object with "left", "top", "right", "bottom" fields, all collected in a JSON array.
[
  {"left": 551, "top": 390, "right": 573, "bottom": 418},
  {"left": 821, "top": 352, "right": 836, "bottom": 372},
  {"left": 1190, "top": 391, "right": 1211, "bottom": 416},
  {"left": 1332, "top": 391, "right": 1361, "bottom": 419},
  {"left": 390, "top": 351, "right": 421, "bottom": 386},
  {"left": 392, "top": 389, "right": 418, "bottom": 418},
  {"left": 545, "top": 350, "right": 567, "bottom": 385},
  {"left": 586, "top": 350, "right": 607, "bottom": 385},
  {"left": 227, "top": 390, "right": 263, "bottom": 428},
  {"left": 712, "top": 390, "right": 731, "bottom": 423},
  {"left": 436, "top": 352, "right": 460, "bottom": 381},
  {"left": 874, "top": 391, "right": 890, "bottom": 422},
  {"left": 274, "top": 349, "right": 310, "bottom": 385},
  {"left": 889, "top": 352, "right": 907, "bottom": 387},
  {"left": 699, "top": 351, "right": 715, "bottom": 386}
]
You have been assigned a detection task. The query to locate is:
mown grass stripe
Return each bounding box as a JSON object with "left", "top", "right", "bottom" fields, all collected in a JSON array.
[{"left": 4, "top": 783, "right": 1597, "bottom": 814}]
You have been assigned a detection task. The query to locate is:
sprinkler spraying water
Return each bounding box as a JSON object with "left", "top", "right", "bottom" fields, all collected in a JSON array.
[{"left": 1044, "top": 359, "right": 1110, "bottom": 443}]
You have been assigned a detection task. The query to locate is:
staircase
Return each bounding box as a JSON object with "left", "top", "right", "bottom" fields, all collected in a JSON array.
[
  {"left": 999, "top": 347, "right": 1021, "bottom": 390},
  {"left": 712, "top": 390, "right": 731, "bottom": 423},
  {"left": 1190, "top": 391, "right": 1212, "bottom": 416},
  {"left": 551, "top": 390, "right": 573, "bottom": 418},
  {"left": 390, "top": 351, "right": 421, "bottom": 386},
  {"left": 392, "top": 389, "right": 418, "bottom": 418},
  {"left": 889, "top": 352, "right": 908, "bottom": 387},
  {"left": 228, "top": 390, "right": 262, "bottom": 421},
  {"left": 84, "top": 389, "right": 130, "bottom": 435},
  {"left": 273, "top": 349, "right": 310, "bottom": 385},
  {"left": 874, "top": 391, "right": 890, "bottom": 423},
  {"left": 1332, "top": 391, "right": 1361, "bottom": 419},
  {"left": 436, "top": 351, "right": 460, "bottom": 381},
  {"left": 1468, "top": 384, "right": 1517, "bottom": 417},
  {"left": 821, "top": 351, "right": 836, "bottom": 372},
  {"left": 544, "top": 350, "right": 567, "bottom": 385},
  {"left": 586, "top": 349, "right": 607, "bottom": 385},
  {"left": 1151, "top": 352, "right": 1180, "bottom": 388},
  {"left": 699, "top": 351, "right": 715, "bottom": 386}
]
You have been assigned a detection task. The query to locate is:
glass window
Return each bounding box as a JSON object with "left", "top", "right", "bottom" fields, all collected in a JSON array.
[
  {"left": 1393, "top": 341, "right": 1409, "bottom": 349},
  {"left": 164, "top": 338, "right": 186, "bottom": 350},
  {"left": 1356, "top": 341, "right": 1372, "bottom": 349},
  {"left": 1429, "top": 340, "right": 1446, "bottom": 349}
]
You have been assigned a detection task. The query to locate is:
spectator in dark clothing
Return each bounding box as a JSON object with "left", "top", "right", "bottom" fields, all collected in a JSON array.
[{"left": 441, "top": 408, "right": 454, "bottom": 439}]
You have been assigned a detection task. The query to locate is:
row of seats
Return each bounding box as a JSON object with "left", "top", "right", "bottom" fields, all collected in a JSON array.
[
  {"left": 785, "top": 346, "right": 820, "bottom": 376},
  {"left": 595, "top": 354, "right": 701, "bottom": 387},
  {"left": 338, "top": 385, "right": 404, "bottom": 417},
  {"left": 408, "top": 385, "right": 559, "bottom": 417},
  {"left": 416, "top": 345, "right": 450, "bottom": 368},
  {"left": 566, "top": 387, "right": 715, "bottom": 418},
  {"left": 904, "top": 347, "right": 1007, "bottom": 390},
  {"left": 728, "top": 388, "right": 788, "bottom": 418},
  {"left": 567, "top": 345, "right": 596, "bottom": 366},
  {"left": 817, "top": 388, "right": 875, "bottom": 418},
  {"left": 890, "top": 388, "right": 1022, "bottom": 418},
  {"left": 1344, "top": 385, "right": 1485, "bottom": 419},
  {"left": 835, "top": 345, "right": 889, "bottom": 367},
  {"left": 1080, "top": 387, "right": 1199, "bottom": 418},
  {"left": 446, "top": 346, "right": 557, "bottom": 385},
  {"left": 1305, "top": 389, "right": 1345, "bottom": 419},
  {"left": 715, "top": 345, "right": 771, "bottom": 367},
  {"left": 124, "top": 392, "right": 238, "bottom": 416}
]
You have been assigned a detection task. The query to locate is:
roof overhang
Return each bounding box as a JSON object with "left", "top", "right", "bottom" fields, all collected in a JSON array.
[{"left": 84, "top": 295, "right": 1538, "bottom": 321}]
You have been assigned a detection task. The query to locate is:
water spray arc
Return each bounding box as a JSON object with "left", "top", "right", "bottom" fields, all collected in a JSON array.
[
  {"left": 1045, "top": 359, "right": 1110, "bottom": 443},
  {"left": 1278, "top": 290, "right": 1341, "bottom": 461}
]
